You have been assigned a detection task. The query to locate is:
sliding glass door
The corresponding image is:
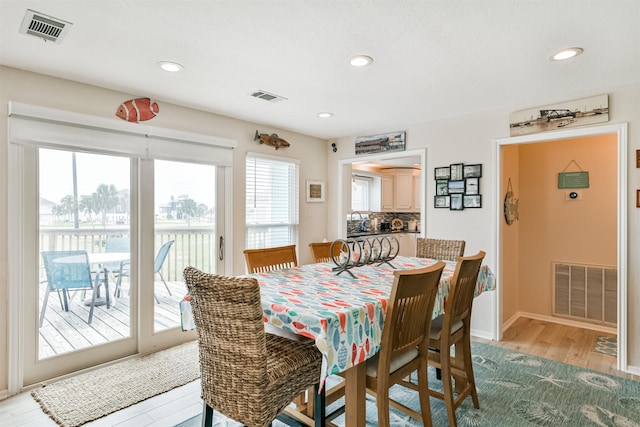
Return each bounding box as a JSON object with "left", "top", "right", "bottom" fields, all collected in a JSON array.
[{"left": 153, "top": 160, "right": 218, "bottom": 332}]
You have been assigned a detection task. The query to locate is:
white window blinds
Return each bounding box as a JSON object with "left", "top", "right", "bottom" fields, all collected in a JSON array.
[{"left": 246, "top": 153, "right": 299, "bottom": 249}]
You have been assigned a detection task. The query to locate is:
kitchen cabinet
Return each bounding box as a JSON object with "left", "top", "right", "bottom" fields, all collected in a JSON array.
[
  {"left": 381, "top": 176, "right": 394, "bottom": 212},
  {"left": 395, "top": 233, "right": 417, "bottom": 257},
  {"left": 413, "top": 175, "right": 421, "bottom": 212},
  {"left": 394, "top": 171, "right": 414, "bottom": 211}
]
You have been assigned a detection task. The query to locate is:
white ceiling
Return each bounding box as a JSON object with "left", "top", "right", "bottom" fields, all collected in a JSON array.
[{"left": 1, "top": 1, "right": 639, "bottom": 140}]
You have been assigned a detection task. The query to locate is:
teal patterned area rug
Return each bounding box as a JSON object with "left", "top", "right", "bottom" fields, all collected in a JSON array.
[{"left": 177, "top": 341, "right": 640, "bottom": 427}]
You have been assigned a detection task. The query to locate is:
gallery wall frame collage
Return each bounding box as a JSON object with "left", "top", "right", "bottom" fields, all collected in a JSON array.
[{"left": 434, "top": 163, "right": 482, "bottom": 210}]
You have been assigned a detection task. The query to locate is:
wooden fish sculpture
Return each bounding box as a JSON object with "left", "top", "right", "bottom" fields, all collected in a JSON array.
[
  {"left": 116, "top": 98, "right": 159, "bottom": 123},
  {"left": 254, "top": 130, "right": 290, "bottom": 150}
]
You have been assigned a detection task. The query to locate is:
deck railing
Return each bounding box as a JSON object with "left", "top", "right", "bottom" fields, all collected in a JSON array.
[{"left": 40, "top": 227, "right": 216, "bottom": 281}]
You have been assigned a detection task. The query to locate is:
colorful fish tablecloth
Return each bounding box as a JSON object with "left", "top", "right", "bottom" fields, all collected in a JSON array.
[{"left": 181, "top": 256, "right": 496, "bottom": 387}]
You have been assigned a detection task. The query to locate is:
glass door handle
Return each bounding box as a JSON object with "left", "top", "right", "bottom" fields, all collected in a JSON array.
[{"left": 219, "top": 236, "right": 224, "bottom": 261}]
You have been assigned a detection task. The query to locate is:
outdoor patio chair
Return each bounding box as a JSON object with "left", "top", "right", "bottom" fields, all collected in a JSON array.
[
  {"left": 154, "top": 240, "right": 175, "bottom": 302},
  {"left": 105, "top": 236, "right": 130, "bottom": 298},
  {"left": 40, "top": 250, "right": 108, "bottom": 326}
]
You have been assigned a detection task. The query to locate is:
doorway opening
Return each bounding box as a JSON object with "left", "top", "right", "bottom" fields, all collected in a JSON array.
[{"left": 494, "top": 123, "right": 628, "bottom": 372}]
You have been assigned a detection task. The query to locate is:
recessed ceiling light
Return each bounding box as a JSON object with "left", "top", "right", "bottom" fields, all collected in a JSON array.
[
  {"left": 551, "top": 47, "right": 583, "bottom": 61},
  {"left": 157, "top": 61, "right": 184, "bottom": 72},
  {"left": 350, "top": 55, "right": 373, "bottom": 67},
  {"left": 318, "top": 112, "right": 333, "bottom": 118}
]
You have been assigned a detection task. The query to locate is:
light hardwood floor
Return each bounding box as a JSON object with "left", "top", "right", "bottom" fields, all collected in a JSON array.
[{"left": 0, "top": 317, "right": 636, "bottom": 426}]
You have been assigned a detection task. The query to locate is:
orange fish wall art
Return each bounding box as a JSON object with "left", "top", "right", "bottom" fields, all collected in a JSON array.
[{"left": 116, "top": 98, "right": 159, "bottom": 123}]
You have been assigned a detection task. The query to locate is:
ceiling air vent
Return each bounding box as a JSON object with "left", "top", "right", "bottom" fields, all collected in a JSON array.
[
  {"left": 250, "top": 90, "right": 288, "bottom": 103},
  {"left": 19, "top": 9, "right": 72, "bottom": 44}
]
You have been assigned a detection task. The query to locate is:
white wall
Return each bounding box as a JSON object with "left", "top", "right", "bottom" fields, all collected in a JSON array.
[
  {"left": 327, "top": 84, "right": 640, "bottom": 371},
  {"left": 0, "top": 66, "right": 329, "bottom": 394}
]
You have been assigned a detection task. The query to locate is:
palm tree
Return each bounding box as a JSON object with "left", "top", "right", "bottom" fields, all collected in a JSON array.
[
  {"left": 60, "top": 195, "right": 76, "bottom": 222},
  {"left": 79, "top": 194, "right": 97, "bottom": 226},
  {"left": 94, "top": 184, "right": 119, "bottom": 228},
  {"left": 178, "top": 198, "right": 198, "bottom": 227}
]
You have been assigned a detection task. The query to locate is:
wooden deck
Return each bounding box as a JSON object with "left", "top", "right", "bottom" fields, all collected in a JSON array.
[{"left": 38, "top": 278, "right": 187, "bottom": 359}]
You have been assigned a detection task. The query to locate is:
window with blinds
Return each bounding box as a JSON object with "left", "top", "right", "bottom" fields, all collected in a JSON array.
[{"left": 246, "top": 154, "right": 299, "bottom": 249}]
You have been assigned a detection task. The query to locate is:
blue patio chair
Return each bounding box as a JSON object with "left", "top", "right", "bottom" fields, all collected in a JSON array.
[
  {"left": 40, "top": 250, "right": 108, "bottom": 326},
  {"left": 105, "top": 236, "right": 130, "bottom": 298},
  {"left": 154, "top": 240, "right": 175, "bottom": 301}
]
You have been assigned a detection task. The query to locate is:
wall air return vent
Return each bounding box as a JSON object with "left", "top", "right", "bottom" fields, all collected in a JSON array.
[
  {"left": 250, "top": 90, "right": 288, "bottom": 103},
  {"left": 19, "top": 9, "right": 72, "bottom": 44}
]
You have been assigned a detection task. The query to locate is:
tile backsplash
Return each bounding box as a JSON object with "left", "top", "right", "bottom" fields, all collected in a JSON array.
[{"left": 347, "top": 212, "right": 421, "bottom": 234}]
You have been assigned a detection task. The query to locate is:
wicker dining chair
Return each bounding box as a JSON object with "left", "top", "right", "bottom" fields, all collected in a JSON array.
[
  {"left": 416, "top": 238, "right": 466, "bottom": 261},
  {"left": 308, "top": 241, "right": 341, "bottom": 263},
  {"left": 184, "top": 267, "right": 325, "bottom": 427},
  {"left": 426, "top": 251, "right": 486, "bottom": 427},
  {"left": 243, "top": 244, "right": 298, "bottom": 273},
  {"left": 365, "top": 262, "right": 445, "bottom": 427}
]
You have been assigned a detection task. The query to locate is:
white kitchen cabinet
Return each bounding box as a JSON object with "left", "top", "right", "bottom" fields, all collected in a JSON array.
[
  {"left": 413, "top": 175, "right": 421, "bottom": 212},
  {"left": 394, "top": 171, "right": 414, "bottom": 211},
  {"left": 381, "top": 176, "right": 394, "bottom": 212},
  {"left": 395, "top": 233, "right": 417, "bottom": 257}
]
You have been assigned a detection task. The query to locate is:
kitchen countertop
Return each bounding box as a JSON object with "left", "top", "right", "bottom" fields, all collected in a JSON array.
[{"left": 347, "top": 230, "right": 421, "bottom": 238}]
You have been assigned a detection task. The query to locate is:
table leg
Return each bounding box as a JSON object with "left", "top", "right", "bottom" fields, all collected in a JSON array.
[{"left": 344, "top": 362, "right": 366, "bottom": 427}]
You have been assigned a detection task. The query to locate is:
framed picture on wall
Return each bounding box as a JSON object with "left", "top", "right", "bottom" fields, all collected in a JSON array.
[
  {"left": 306, "top": 180, "right": 325, "bottom": 202},
  {"left": 450, "top": 163, "right": 463, "bottom": 181},
  {"left": 465, "top": 177, "right": 479, "bottom": 195},
  {"left": 436, "top": 180, "right": 449, "bottom": 195},
  {"left": 450, "top": 194, "right": 463, "bottom": 211},
  {"left": 463, "top": 164, "right": 482, "bottom": 178},
  {"left": 464, "top": 195, "right": 482, "bottom": 208},
  {"left": 435, "top": 167, "right": 450, "bottom": 180},
  {"left": 448, "top": 180, "right": 465, "bottom": 194},
  {"left": 434, "top": 195, "right": 450, "bottom": 208}
]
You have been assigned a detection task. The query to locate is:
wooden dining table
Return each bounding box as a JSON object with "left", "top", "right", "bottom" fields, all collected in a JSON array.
[{"left": 247, "top": 255, "right": 496, "bottom": 426}]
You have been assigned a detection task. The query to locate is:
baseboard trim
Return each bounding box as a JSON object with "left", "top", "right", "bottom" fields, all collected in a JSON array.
[
  {"left": 0, "top": 389, "right": 8, "bottom": 401},
  {"left": 507, "top": 311, "right": 617, "bottom": 335},
  {"left": 471, "top": 328, "right": 494, "bottom": 341}
]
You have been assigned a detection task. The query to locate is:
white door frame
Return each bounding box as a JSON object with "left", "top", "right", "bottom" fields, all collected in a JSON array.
[{"left": 493, "top": 122, "right": 628, "bottom": 372}]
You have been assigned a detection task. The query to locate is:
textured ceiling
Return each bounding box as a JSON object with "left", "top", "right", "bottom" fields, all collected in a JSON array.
[{"left": 1, "top": 0, "right": 639, "bottom": 140}]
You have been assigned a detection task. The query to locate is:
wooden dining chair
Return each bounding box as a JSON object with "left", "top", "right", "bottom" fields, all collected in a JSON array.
[
  {"left": 426, "top": 250, "right": 486, "bottom": 427},
  {"left": 365, "top": 262, "right": 446, "bottom": 427},
  {"left": 243, "top": 244, "right": 298, "bottom": 273},
  {"left": 416, "top": 238, "right": 466, "bottom": 261},
  {"left": 308, "top": 241, "right": 341, "bottom": 263},
  {"left": 183, "top": 267, "right": 325, "bottom": 427}
]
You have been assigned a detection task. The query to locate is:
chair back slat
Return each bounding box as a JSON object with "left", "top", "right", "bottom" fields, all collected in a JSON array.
[
  {"left": 308, "top": 242, "right": 341, "bottom": 263},
  {"left": 244, "top": 245, "right": 298, "bottom": 273},
  {"left": 446, "top": 251, "right": 486, "bottom": 328},
  {"left": 381, "top": 262, "right": 445, "bottom": 367},
  {"left": 416, "top": 238, "right": 465, "bottom": 261}
]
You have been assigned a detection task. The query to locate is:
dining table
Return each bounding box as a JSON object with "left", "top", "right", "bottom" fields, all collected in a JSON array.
[{"left": 181, "top": 255, "right": 496, "bottom": 426}]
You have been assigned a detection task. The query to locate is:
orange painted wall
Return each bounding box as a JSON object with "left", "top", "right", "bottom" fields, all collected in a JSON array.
[
  {"left": 501, "top": 145, "right": 520, "bottom": 323},
  {"left": 516, "top": 133, "right": 617, "bottom": 316}
]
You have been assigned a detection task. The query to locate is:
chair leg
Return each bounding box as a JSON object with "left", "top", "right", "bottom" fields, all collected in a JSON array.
[
  {"left": 462, "top": 337, "right": 480, "bottom": 408},
  {"left": 159, "top": 271, "right": 172, "bottom": 295},
  {"left": 39, "top": 287, "right": 51, "bottom": 327},
  {"left": 313, "top": 383, "right": 326, "bottom": 427},
  {"left": 417, "top": 363, "right": 433, "bottom": 427},
  {"left": 441, "top": 345, "right": 458, "bottom": 427},
  {"left": 201, "top": 402, "right": 214, "bottom": 427}
]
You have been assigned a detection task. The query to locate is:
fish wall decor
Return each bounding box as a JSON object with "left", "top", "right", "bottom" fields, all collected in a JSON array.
[
  {"left": 116, "top": 98, "right": 159, "bottom": 123},
  {"left": 254, "top": 130, "right": 290, "bottom": 150}
]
